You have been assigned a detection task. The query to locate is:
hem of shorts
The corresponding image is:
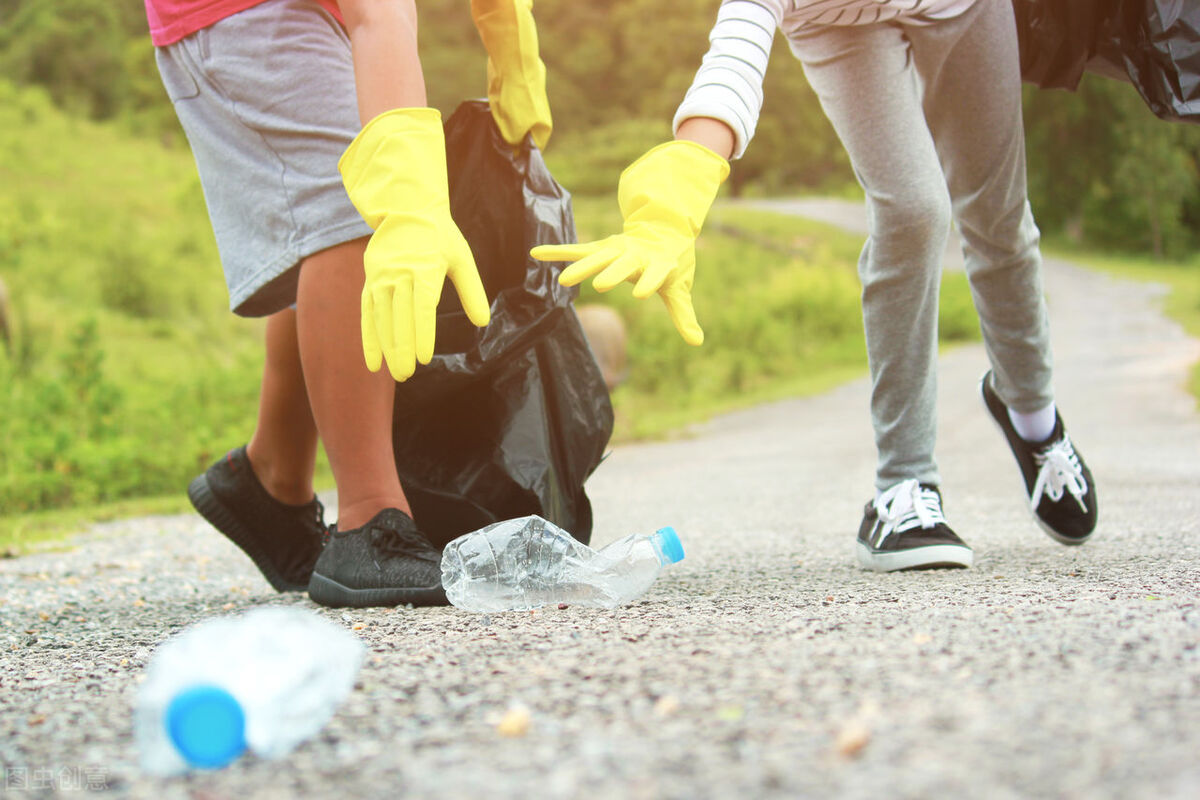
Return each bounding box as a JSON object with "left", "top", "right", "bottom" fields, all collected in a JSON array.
[{"left": 227, "top": 220, "right": 373, "bottom": 313}]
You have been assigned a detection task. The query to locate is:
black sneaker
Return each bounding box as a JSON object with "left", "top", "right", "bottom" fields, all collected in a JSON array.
[
  {"left": 857, "top": 479, "right": 974, "bottom": 572},
  {"left": 187, "top": 446, "right": 327, "bottom": 592},
  {"left": 307, "top": 508, "right": 447, "bottom": 608},
  {"left": 980, "top": 371, "right": 1097, "bottom": 544}
]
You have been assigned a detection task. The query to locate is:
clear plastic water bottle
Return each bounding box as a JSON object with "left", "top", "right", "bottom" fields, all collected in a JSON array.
[
  {"left": 441, "top": 515, "right": 685, "bottom": 612},
  {"left": 135, "top": 607, "right": 364, "bottom": 775}
]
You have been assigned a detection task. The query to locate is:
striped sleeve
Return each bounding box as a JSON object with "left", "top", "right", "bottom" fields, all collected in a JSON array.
[{"left": 672, "top": 0, "right": 784, "bottom": 160}]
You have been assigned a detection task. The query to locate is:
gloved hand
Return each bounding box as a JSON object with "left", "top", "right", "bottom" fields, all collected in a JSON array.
[
  {"left": 471, "top": 0, "right": 552, "bottom": 150},
  {"left": 531, "top": 140, "right": 729, "bottom": 345},
  {"left": 339, "top": 108, "right": 491, "bottom": 381}
]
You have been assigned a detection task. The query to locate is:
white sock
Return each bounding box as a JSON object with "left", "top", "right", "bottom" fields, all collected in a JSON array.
[{"left": 1007, "top": 402, "right": 1056, "bottom": 442}]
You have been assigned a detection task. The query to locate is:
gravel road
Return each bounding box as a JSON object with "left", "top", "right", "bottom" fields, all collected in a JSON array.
[{"left": 2, "top": 203, "right": 1198, "bottom": 799}]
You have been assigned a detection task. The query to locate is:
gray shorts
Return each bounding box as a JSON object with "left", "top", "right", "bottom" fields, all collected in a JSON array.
[{"left": 155, "top": 0, "right": 372, "bottom": 316}]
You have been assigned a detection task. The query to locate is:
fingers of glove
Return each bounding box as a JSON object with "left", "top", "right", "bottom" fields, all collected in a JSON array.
[
  {"left": 370, "top": 286, "right": 395, "bottom": 364},
  {"left": 631, "top": 256, "right": 676, "bottom": 299},
  {"left": 360, "top": 290, "right": 384, "bottom": 373},
  {"left": 413, "top": 278, "right": 440, "bottom": 366},
  {"left": 557, "top": 248, "right": 622, "bottom": 288},
  {"left": 383, "top": 281, "right": 417, "bottom": 382},
  {"left": 530, "top": 241, "right": 605, "bottom": 265},
  {"left": 661, "top": 286, "right": 705, "bottom": 346},
  {"left": 592, "top": 250, "right": 650, "bottom": 293},
  {"left": 446, "top": 237, "right": 492, "bottom": 328}
]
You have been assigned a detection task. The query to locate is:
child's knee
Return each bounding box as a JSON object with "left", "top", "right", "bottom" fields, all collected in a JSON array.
[
  {"left": 961, "top": 201, "right": 1040, "bottom": 274},
  {"left": 870, "top": 190, "right": 952, "bottom": 255},
  {"left": 861, "top": 190, "right": 952, "bottom": 289}
]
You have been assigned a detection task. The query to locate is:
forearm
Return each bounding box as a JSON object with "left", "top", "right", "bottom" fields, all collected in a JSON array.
[
  {"left": 675, "top": 117, "right": 736, "bottom": 161},
  {"left": 672, "top": 0, "right": 780, "bottom": 160},
  {"left": 339, "top": 0, "right": 427, "bottom": 123}
]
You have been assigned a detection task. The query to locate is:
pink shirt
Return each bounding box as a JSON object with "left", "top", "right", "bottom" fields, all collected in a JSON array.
[{"left": 145, "top": 0, "right": 343, "bottom": 46}]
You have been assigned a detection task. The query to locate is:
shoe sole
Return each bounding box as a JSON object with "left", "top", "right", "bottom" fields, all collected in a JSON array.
[
  {"left": 187, "top": 474, "right": 308, "bottom": 592},
  {"left": 856, "top": 541, "right": 974, "bottom": 572},
  {"left": 307, "top": 572, "right": 448, "bottom": 609},
  {"left": 978, "top": 373, "right": 1093, "bottom": 547}
]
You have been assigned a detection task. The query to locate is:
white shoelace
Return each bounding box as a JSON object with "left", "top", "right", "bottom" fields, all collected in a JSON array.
[
  {"left": 1030, "top": 433, "right": 1089, "bottom": 512},
  {"left": 871, "top": 479, "right": 946, "bottom": 547}
]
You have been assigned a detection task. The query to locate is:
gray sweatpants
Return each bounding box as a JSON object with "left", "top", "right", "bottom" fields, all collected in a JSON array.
[{"left": 787, "top": 0, "right": 1053, "bottom": 491}]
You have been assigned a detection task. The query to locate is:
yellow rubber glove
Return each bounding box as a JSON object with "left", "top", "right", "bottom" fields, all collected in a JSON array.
[
  {"left": 339, "top": 108, "right": 491, "bottom": 381},
  {"left": 531, "top": 140, "right": 729, "bottom": 346},
  {"left": 471, "top": 0, "right": 552, "bottom": 149}
]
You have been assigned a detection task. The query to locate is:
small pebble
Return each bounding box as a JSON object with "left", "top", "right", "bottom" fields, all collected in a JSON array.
[{"left": 496, "top": 706, "right": 531, "bottom": 737}]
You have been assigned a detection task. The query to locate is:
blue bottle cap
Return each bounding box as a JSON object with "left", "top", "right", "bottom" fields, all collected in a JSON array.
[
  {"left": 165, "top": 685, "right": 247, "bottom": 770},
  {"left": 653, "top": 527, "right": 685, "bottom": 564}
]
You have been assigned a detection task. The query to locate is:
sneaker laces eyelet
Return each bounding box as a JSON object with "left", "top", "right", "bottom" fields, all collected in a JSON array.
[
  {"left": 1031, "top": 434, "right": 1088, "bottom": 512},
  {"left": 873, "top": 479, "right": 946, "bottom": 545},
  {"left": 370, "top": 524, "right": 437, "bottom": 560}
]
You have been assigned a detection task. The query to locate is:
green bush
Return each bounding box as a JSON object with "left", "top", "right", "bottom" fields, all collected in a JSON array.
[
  {"left": 0, "top": 79, "right": 266, "bottom": 515},
  {"left": 0, "top": 314, "right": 264, "bottom": 513}
]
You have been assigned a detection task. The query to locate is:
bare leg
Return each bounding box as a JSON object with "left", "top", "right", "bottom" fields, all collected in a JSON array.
[
  {"left": 295, "top": 237, "right": 410, "bottom": 531},
  {"left": 246, "top": 308, "right": 320, "bottom": 506}
]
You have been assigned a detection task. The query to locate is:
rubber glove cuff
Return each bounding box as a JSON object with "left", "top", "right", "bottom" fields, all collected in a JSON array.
[
  {"left": 618, "top": 140, "right": 731, "bottom": 234},
  {"left": 339, "top": 107, "right": 448, "bottom": 228}
]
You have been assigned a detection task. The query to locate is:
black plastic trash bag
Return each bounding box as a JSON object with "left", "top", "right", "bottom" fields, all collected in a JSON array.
[
  {"left": 1114, "top": 0, "right": 1200, "bottom": 123},
  {"left": 1014, "top": 0, "right": 1200, "bottom": 123},
  {"left": 1013, "top": 0, "right": 1123, "bottom": 91},
  {"left": 391, "top": 100, "right": 613, "bottom": 549}
]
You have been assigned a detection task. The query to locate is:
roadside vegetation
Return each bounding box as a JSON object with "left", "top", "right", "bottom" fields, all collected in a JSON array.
[{"left": 0, "top": 81, "right": 981, "bottom": 550}]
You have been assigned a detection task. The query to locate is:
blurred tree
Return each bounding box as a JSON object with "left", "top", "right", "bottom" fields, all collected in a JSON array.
[
  {"left": 1103, "top": 87, "right": 1198, "bottom": 258},
  {"left": 0, "top": 0, "right": 148, "bottom": 120},
  {"left": 1025, "top": 75, "right": 1200, "bottom": 258},
  {"left": 417, "top": 0, "right": 489, "bottom": 116},
  {"left": 1024, "top": 80, "right": 1118, "bottom": 242},
  {"left": 3, "top": 0, "right": 1199, "bottom": 256}
]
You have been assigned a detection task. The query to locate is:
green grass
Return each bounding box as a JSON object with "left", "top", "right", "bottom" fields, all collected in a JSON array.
[
  {"left": 0, "top": 81, "right": 347, "bottom": 552},
  {"left": 1043, "top": 238, "right": 1200, "bottom": 405},
  {"left": 0, "top": 80, "right": 271, "bottom": 518}
]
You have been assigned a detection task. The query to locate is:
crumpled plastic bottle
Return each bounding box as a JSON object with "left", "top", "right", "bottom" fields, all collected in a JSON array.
[
  {"left": 135, "top": 607, "right": 364, "bottom": 775},
  {"left": 441, "top": 515, "right": 685, "bottom": 612}
]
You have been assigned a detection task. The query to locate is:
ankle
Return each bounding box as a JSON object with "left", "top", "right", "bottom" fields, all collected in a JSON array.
[
  {"left": 244, "top": 444, "right": 315, "bottom": 506},
  {"left": 337, "top": 495, "right": 412, "bottom": 532},
  {"left": 1006, "top": 402, "right": 1057, "bottom": 443}
]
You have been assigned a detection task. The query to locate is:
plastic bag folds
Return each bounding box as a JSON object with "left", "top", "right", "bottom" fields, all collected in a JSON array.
[
  {"left": 391, "top": 100, "right": 613, "bottom": 549},
  {"left": 1117, "top": 0, "right": 1200, "bottom": 122},
  {"left": 1014, "top": 0, "right": 1200, "bottom": 123},
  {"left": 1013, "top": 0, "right": 1123, "bottom": 91}
]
